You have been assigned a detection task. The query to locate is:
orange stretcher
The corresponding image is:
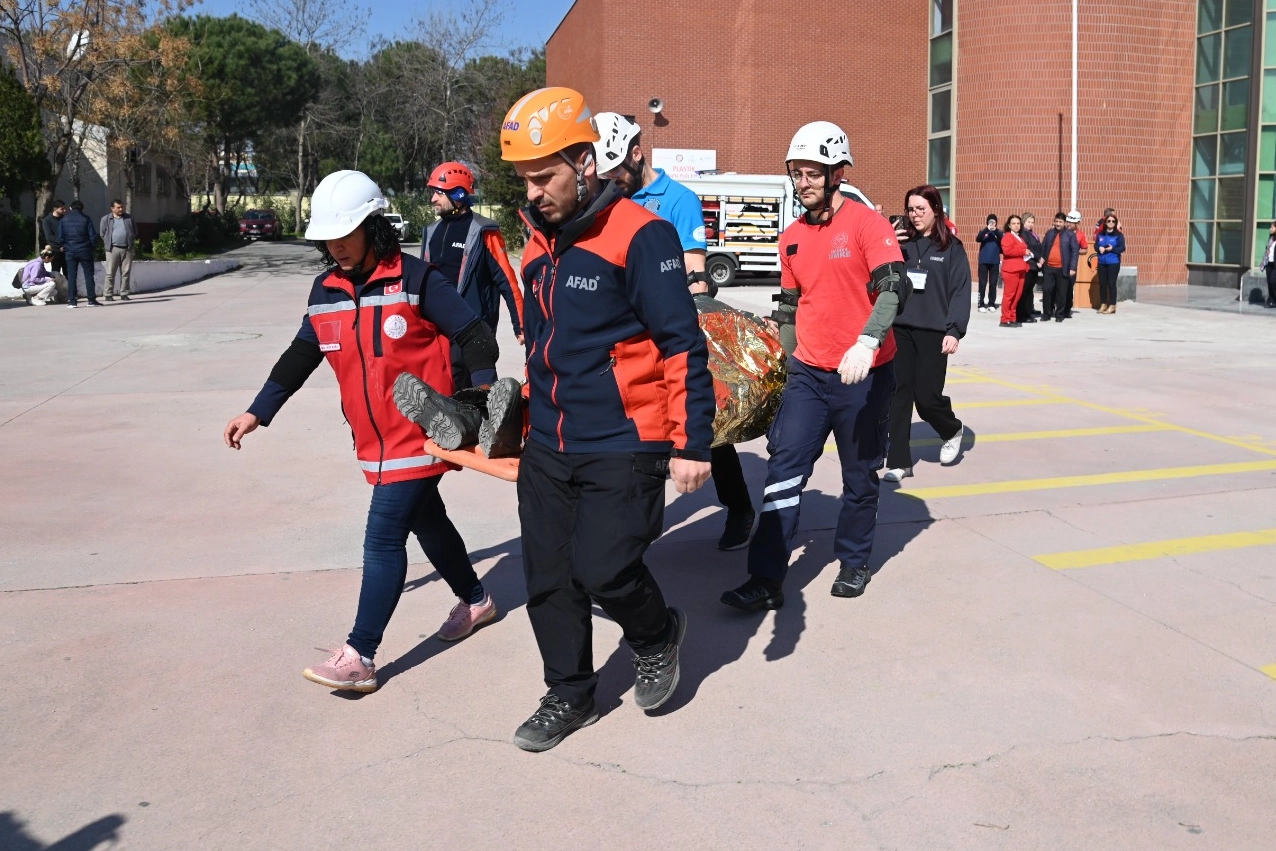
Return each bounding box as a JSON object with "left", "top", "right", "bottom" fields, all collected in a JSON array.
[{"left": 425, "top": 438, "right": 520, "bottom": 482}]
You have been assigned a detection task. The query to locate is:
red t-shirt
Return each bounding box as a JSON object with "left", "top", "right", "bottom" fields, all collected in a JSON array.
[{"left": 781, "top": 199, "right": 903, "bottom": 370}]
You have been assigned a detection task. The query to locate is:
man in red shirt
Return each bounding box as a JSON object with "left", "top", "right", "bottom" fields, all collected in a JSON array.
[{"left": 721, "top": 122, "right": 910, "bottom": 611}]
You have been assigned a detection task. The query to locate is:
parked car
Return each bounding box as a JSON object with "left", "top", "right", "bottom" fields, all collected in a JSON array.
[
  {"left": 238, "top": 209, "right": 282, "bottom": 241},
  {"left": 384, "top": 213, "right": 408, "bottom": 241}
]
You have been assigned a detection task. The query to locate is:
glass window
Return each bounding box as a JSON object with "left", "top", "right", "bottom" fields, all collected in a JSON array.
[
  {"left": 1262, "top": 125, "right": 1276, "bottom": 169},
  {"left": 1192, "top": 178, "right": 1217, "bottom": 219},
  {"left": 1224, "top": 26, "right": 1252, "bottom": 79},
  {"left": 1194, "top": 136, "right": 1219, "bottom": 176},
  {"left": 1190, "top": 221, "right": 1214, "bottom": 262},
  {"left": 1217, "top": 220, "right": 1243, "bottom": 262},
  {"left": 931, "top": 89, "right": 952, "bottom": 134},
  {"left": 1222, "top": 78, "right": 1250, "bottom": 130},
  {"left": 932, "top": 0, "right": 953, "bottom": 36},
  {"left": 1255, "top": 225, "right": 1271, "bottom": 265},
  {"left": 1200, "top": 0, "right": 1223, "bottom": 33},
  {"left": 1198, "top": 32, "right": 1222, "bottom": 83},
  {"left": 928, "top": 136, "right": 952, "bottom": 185},
  {"left": 1267, "top": 13, "right": 1276, "bottom": 66},
  {"left": 930, "top": 33, "right": 952, "bottom": 87},
  {"left": 1196, "top": 84, "right": 1221, "bottom": 133},
  {"left": 1219, "top": 131, "right": 1248, "bottom": 173},
  {"left": 1226, "top": 0, "right": 1252, "bottom": 28},
  {"left": 938, "top": 187, "right": 951, "bottom": 210},
  {"left": 1258, "top": 175, "right": 1275, "bottom": 221},
  {"left": 1218, "top": 175, "right": 1247, "bottom": 218}
]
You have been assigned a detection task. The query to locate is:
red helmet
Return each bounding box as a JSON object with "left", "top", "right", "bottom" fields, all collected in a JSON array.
[{"left": 428, "top": 161, "right": 474, "bottom": 195}]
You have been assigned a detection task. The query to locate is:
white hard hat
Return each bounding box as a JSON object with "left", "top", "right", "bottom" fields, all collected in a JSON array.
[
  {"left": 305, "top": 170, "right": 388, "bottom": 241},
  {"left": 786, "top": 121, "right": 853, "bottom": 167},
  {"left": 1065, "top": 209, "right": 1082, "bottom": 223},
  {"left": 592, "top": 112, "right": 641, "bottom": 175}
]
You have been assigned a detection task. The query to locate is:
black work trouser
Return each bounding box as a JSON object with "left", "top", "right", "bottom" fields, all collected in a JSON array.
[
  {"left": 1019, "top": 269, "right": 1040, "bottom": 318},
  {"left": 1097, "top": 263, "right": 1119, "bottom": 305},
  {"left": 517, "top": 439, "right": 674, "bottom": 707},
  {"left": 978, "top": 263, "right": 1000, "bottom": 306},
  {"left": 886, "top": 327, "right": 962, "bottom": 470},
  {"left": 711, "top": 444, "right": 752, "bottom": 513},
  {"left": 1042, "top": 268, "right": 1070, "bottom": 318}
]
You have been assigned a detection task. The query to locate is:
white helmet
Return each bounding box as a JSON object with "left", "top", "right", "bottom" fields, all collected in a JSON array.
[
  {"left": 1065, "top": 209, "right": 1082, "bottom": 223},
  {"left": 305, "top": 170, "right": 388, "bottom": 241},
  {"left": 786, "top": 121, "right": 853, "bottom": 168},
  {"left": 593, "top": 112, "right": 642, "bottom": 175}
]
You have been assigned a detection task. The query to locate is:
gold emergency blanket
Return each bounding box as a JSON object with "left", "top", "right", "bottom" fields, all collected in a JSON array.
[{"left": 698, "top": 307, "right": 787, "bottom": 447}]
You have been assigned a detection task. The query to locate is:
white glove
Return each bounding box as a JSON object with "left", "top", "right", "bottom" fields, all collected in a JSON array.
[{"left": 837, "top": 337, "right": 878, "bottom": 384}]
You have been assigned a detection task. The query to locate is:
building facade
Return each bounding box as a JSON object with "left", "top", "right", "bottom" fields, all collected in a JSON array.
[{"left": 547, "top": 0, "right": 1225, "bottom": 286}]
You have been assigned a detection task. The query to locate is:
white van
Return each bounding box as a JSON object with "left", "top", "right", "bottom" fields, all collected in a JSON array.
[{"left": 679, "top": 173, "right": 874, "bottom": 287}]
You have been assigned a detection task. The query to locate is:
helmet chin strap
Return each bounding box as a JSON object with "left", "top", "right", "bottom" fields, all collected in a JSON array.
[{"left": 559, "top": 150, "right": 593, "bottom": 203}]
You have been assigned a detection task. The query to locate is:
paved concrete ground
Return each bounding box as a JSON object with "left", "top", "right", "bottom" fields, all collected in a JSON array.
[{"left": 2, "top": 241, "right": 1274, "bottom": 850}]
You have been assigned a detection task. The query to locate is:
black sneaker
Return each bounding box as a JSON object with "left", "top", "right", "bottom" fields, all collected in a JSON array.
[
  {"left": 632, "top": 607, "right": 687, "bottom": 711},
  {"left": 513, "top": 693, "right": 599, "bottom": 752},
  {"left": 119, "top": 294, "right": 130, "bottom": 301},
  {"left": 830, "top": 564, "right": 871, "bottom": 598},
  {"left": 716, "top": 508, "right": 755, "bottom": 551},
  {"left": 720, "top": 576, "right": 784, "bottom": 612},
  {"left": 393, "top": 373, "right": 482, "bottom": 450},
  {"left": 479, "top": 377, "right": 524, "bottom": 459}
]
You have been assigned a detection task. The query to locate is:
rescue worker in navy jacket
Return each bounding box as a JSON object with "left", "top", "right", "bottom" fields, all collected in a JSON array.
[
  {"left": 421, "top": 160, "right": 524, "bottom": 388},
  {"left": 499, "top": 87, "right": 716, "bottom": 752},
  {"left": 223, "top": 170, "right": 503, "bottom": 694}
]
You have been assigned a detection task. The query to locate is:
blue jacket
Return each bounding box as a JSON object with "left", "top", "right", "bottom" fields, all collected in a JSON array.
[
  {"left": 1040, "top": 226, "right": 1080, "bottom": 275},
  {"left": 1095, "top": 231, "right": 1125, "bottom": 265},
  {"left": 976, "top": 227, "right": 1003, "bottom": 265},
  {"left": 58, "top": 210, "right": 99, "bottom": 256}
]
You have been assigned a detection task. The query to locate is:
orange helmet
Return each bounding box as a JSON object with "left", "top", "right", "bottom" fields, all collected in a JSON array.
[
  {"left": 500, "top": 86, "right": 599, "bottom": 162},
  {"left": 428, "top": 161, "right": 474, "bottom": 195}
]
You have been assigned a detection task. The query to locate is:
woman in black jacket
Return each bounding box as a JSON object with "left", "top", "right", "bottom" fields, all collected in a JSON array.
[{"left": 883, "top": 184, "right": 972, "bottom": 482}]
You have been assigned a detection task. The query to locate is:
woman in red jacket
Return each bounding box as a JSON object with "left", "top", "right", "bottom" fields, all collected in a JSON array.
[{"left": 998, "top": 215, "right": 1030, "bottom": 327}]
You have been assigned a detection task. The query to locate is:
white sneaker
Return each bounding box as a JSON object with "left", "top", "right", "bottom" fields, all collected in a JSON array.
[
  {"left": 882, "top": 467, "right": 913, "bottom": 482},
  {"left": 939, "top": 425, "right": 964, "bottom": 465},
  {"left": 31, "top": 298, "right": 46, "bottom": 306}
]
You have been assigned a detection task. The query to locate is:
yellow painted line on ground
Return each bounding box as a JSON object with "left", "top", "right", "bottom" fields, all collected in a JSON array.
[
  {"left": 1260, "top": 664, "right": 1276, "bottom": 681},
  {"left": 958, "top": 398, "right": 1068, "bottom": 410},
  {"left": 944, "top": 377, "right": 994, "bottom": 385},
  {"left": 946, "top": 370, "right": 1276, "bottom": 459},
  {"left": 910, "top": 424, "right": 1174, "bottom": 447},
  {"left": 899, "top": 459, "right": 1276, "bottom": 500},
  {"left": 1034, "top": 528, "right": 1276, "bottom": 570}
]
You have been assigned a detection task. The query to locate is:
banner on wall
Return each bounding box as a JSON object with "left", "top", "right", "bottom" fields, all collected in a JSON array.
[{"left": 652, "top": 149, "right": 717, "bottom": 181}]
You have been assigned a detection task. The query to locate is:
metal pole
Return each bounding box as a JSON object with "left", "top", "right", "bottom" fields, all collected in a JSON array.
[{"left": 1071, "top": 0, "right": 1078, "bottom": 211}]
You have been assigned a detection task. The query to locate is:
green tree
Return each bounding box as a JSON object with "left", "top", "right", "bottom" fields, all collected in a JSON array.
[
  {"left": 166, "top": 14, "right": 321, "bottom": 212},
  {"left": 0, "top": 65, "right": 49, "bottom": 201},
  {"left": 476, "top": 49, "right": 545, "bottom": 247}
]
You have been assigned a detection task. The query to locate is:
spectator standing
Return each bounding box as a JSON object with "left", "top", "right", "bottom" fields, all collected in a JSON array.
[
  {"left": 58, "top": 200, "right": 101, "bottom": 308},
  {"left": 41, "top": 200, "right": 67, "bottom": 276},
  {"left": 1094, "top": 213, "right": 1126, "bottom": 314},
  {"left": 883, "top": 185, "right": 970, "bottom": 483},
  {"left": 593, "top": 111, "right": 755, "bottom": 552},
  {"left": 1260, "top": 222, "right": 1276, "bottom": 308},
  {"left": 1039, "top": 212, "right": 1079, "bottom": 322},
  {"left": 1065, "top": 210, "right": 1086, "bottom": 317},
  {"left": 421, "top": 161, "right": 524, "bottom": 388},
  {"left": 99, "top": 199, "right": 136, "bottom": 301},
  {"left": 998, "top": 215, "right": 1030, "bottom": 327},
  {"left": 975, "top": 214, "right": 1002, "bottom": 312},
  {"left": 20, "top": 247, "right": 67, "bottom": 305},
  {"left": 1019, "top": 213, "right": 1043, "bottom": 323}
]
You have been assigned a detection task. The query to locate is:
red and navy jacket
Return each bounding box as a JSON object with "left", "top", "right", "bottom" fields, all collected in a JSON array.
[
  {"left": 247, "top": 250, "right": 482, "bottom": 484},
  {"left": 519, "top": 182, "right": 715, "bottom": 461}
]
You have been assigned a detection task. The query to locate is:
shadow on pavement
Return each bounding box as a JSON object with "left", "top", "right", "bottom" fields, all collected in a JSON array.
[{"left": 0, "top": 812, "right": 126, "bottom": 851}]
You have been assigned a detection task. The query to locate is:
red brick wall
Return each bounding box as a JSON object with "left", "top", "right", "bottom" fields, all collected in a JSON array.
[
  {"left": 546, "top": 0, "right": 929, "bottom": 218},
  {"left": 954, "top": 1, "right": 1196, "bottom": 284}
]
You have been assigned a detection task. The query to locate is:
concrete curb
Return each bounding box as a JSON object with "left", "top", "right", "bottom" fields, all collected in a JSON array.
[{"left": 1, "top": 257, "right": 242, "bottom": 300}]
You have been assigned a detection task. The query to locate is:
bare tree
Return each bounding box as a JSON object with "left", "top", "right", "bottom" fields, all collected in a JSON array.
[{"left": 242, "top": 0, "right": 368, "bottom": 231}]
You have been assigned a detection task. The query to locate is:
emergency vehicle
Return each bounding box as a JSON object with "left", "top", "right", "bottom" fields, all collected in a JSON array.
[{"left": 680, "top": 174, "right": 874, "bottom": 287}]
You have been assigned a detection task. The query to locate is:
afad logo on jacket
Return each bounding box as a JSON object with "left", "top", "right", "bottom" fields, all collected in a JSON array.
[{"left": 564, "top": 274, "right": 600, "bottom": 291}]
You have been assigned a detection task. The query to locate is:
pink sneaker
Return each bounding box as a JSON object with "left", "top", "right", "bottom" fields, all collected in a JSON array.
[
  {"left": 302, "top": 644, "right": 378, "bottom": 692},
  {"left": 437, "top": 593, "right": 497, "bottom": 642}
]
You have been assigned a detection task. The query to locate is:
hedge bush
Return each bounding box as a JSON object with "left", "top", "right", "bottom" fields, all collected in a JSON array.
[{"left": 0, "top": 211, "right": 37, "bottom": 259}]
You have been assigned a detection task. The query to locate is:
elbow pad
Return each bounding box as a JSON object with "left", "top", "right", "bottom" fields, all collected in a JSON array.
[
  {"left": 454, "top": 319, "right": 498, "bottom": 377},
  {"left": 870, "top": 261, "right": 911, "bottom": 312}
]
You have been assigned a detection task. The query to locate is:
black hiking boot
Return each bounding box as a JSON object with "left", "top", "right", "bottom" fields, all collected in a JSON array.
[
  {"left": 632, "top": 607, "right": 686, "bottom": 712},
  {"left": 720, "top": 576, "right": 784, "bottom": 612},
  {"left": 393, "top": 373, "right": 483, "bottom": 450},
  {"left": 478, "top": 377, "right": 524, "bottom": 459},
  {"left": 830, "top": 564, "right": 872, "bottom": 598},
  {"left": 513, "top": 693, "right": 599, "bottom": 752}
]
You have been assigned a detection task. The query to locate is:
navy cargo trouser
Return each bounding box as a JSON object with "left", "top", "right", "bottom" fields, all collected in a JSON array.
[{"left": 747, "top": 356, "right": 895, "bottom": 582}]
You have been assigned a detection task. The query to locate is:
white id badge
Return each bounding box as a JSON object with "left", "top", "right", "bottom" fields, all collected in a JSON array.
[{"left": 907, "top": 269, "right": 928, "bottom": 291}]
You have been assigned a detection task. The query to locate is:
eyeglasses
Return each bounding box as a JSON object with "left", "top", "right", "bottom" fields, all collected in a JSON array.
[
  {"left": 1105, "top": 218, "right": 1116, "bottom": 223},
  {"left": 906, "top": 205, "right": 929, "bottom": 214},
  {"left": 789, "top": 169, "right": 826, "bottom": 186}
]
